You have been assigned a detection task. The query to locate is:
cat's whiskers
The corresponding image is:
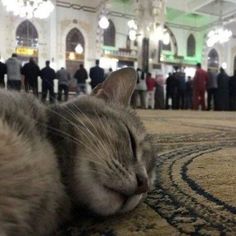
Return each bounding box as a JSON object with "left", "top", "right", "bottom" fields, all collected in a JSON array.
[
  {"left": 63, "top": 104, "right": 113, "bottom": 162},
  {"left": 45, "top": 105, "right": 128, "bottom": 178}
]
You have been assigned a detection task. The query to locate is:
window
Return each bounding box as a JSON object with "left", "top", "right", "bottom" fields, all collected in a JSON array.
[
  {"left": 207, "top": 49, "right": 219, "bottom": 70},
  {"left": 104, "top": 20, "right": 115, "bottom": 47},
  {"left": 16, "top": 20, "right": 38, "bottom": 47},
  {"left": 66, "top": 28, "right": 85, "bottom": 52},
  {"left": 187, "top": 34, "right": 196, "bottom": 57}
]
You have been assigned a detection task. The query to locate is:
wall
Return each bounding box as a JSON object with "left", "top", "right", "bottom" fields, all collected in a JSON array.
[{"left": 0, "top": 1, "right": 235, "bottom": 76}]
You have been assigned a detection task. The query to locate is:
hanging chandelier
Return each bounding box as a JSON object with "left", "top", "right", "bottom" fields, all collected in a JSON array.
[
  {"left": 206, "top": 0, "right": 233, "bottom": 47},
  {"left": 206, "top": 26, "right": 232, "bottom": 47},
  {"left": 98, "top": 0, "right": 110, "bottom": 29},
  {"left": 1, "top": 0, "right": 55, "bottom": 19}
]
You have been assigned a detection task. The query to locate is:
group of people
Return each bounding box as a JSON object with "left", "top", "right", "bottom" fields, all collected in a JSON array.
[
  {"left": 1, "top": 54, "right": 235, "bottom": 111},
  {"left": 131, "top": 68, "right": 167, "bottom": 110},
  {"left": 166, "top": 63, "right": 236, "bottom": 111},
  {"left": 0, "top": 54, "right": 107, "bottom": 103},
  {"left": 131, "top": 63, "right": 236, "bottom": 111}
]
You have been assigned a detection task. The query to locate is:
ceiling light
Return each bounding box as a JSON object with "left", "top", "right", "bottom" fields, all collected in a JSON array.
[
  {"left": 99, "top": 15, "right": 109, "bottom": 29},
  {"left": 75, "top": 44, "right": 83, "bottom": 54},
  {"left": 206, "top": 27, "right": 232, "bottom": 47},
  {"left": 128, "top": 19, "right": 137, "bottom": 30},
  {"left": 1, "top": 0, "right": 54, "bottom": 19}
]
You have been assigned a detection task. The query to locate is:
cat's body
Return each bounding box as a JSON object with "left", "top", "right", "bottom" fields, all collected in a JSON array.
[{"left": 0, "top": 68, "right": 156, "bottom": 236}]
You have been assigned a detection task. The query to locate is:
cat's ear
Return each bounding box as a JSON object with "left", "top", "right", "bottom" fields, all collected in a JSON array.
[{"left": 91, "top": 67, "right": 137, "bottom": 106}]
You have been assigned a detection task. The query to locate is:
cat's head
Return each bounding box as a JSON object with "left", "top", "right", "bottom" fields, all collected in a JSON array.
[{"left": 67, "top": 68, "right": 157, "bottom": 216}]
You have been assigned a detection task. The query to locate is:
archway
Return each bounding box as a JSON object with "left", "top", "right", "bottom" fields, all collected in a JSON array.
[
  {"left": 16, "top": 20, "right": 38, "bottom": 64},
  {"left": 103, "top": 19, "right": 116, "bottom": 47},
  {"left": 207, "top": 48, "right": 219, "bottom": 71},
  {"left": 65, "top": 28, "right": 85, "bottom": 91},
  {"left": 187, "top": 34, "right": 196, "bottom": 57}
]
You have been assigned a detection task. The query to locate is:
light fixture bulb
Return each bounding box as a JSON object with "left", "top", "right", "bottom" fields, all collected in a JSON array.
[
  {"left": 75, "top": 44, "right": 83, "bottom": 54},
  {"left": 99, "top": 16, "right": 109, "bottom": 29},
  {"left": 1, "top": 0, "right": 54, "bottom": 19}
]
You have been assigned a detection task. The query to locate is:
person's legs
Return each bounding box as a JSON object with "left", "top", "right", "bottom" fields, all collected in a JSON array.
[
  {"left": 199, "top": 90, "right": 206, "bottom": 110},
  {"left": 193, "top": 90, "right": 199, "bottom": 110},
  {"left": 49, "top": 86, "right": 55, "bottom": 103},
  {"left": 64, "top": 85, "right": 69, "bottom": 101},
  {"left": 31, "top": 79, "right": 39, "bottom": 97},
  {"left": 58, "top": 84, "right": 63, "bottom": 101},
  {"left": 41, "top": 83, "right": 47, "bottom": 103},
  {"left": 140, "top": 90, "right": 146, "bottom": 109},
  {"left": 24, "top": 78, "right": 29, "bottom": 93},
  {"left": 0, "top": 78, "right": 5, "bottom": 88}
]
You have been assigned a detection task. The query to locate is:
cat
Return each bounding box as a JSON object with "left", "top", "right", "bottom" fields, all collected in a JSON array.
[{"left": 0, "top": 67, "right": 157, "bottom": 236}]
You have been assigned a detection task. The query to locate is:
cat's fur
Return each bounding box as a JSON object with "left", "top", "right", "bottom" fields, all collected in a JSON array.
[{"left": 0, "top": 68, "right": 157, "bottom": 236}]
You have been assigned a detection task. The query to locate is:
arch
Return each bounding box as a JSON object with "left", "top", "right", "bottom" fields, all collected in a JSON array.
[
  {"left": 158, "top": 26, "right": 178, "bottom": 63},
  {"left": 161, "top": 26, "right": 177, "bottom": 54},
  {"left": 16, "top": 20, "right": 38, "bottom": 47},
  {"left": 187, "top": 34, "right": 196, "bottom": 57},
  {"left": 65, "top": 27, "right": 85, "bottom": 91},
  {"left": 103, "top": 19, "right": 116, "bottom": 47},
  {"left": 207, "top": 48, "right": 219, "bottom": 70},
  {"left": 66, "top": 27, "right": 85, "bottom": 52}
]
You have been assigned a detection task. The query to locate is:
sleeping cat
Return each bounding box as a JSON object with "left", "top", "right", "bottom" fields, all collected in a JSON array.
[{"left": 0, "top": 67, "right": 157, "bottom": 236}]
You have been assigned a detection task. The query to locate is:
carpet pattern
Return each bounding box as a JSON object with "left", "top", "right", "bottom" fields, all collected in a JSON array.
[{"left": 57, "top": 110, "right": 236, "bottom": 235}]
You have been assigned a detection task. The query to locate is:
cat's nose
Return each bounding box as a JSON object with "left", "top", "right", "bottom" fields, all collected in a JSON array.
[{"left": 135, "top": 174, "right": 149, "bottom": 194}]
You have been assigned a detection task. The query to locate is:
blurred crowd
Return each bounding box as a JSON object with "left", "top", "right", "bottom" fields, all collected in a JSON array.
[{"left": 131, "top": 63, "right": 236, "bottom": 111}]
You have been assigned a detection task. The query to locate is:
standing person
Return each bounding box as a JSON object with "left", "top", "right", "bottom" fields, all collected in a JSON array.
[
  {"left": 154, "top": 73, "right": 165, "bottom": 109},
  {"left": 74, "top": 64, "right": 88, "bottom": 95},
  {"left": 89, "top": 59, "right": 105, "bottom": 89},
  {"left": 40, "top": 60, "right": 56, "bottom": 103},
  {"left": 176, "top": 69, "right": 186, "bottom": 109},
  {"left": 185, "top": 76, "right": 193, "bottom": 109},
  {"left": 165, "top": 72, "right": 176, "bottom": 109},
  {"left": 215, "top": 67, "right": 229, "bottom": 111},
  {"left": 136, "top": 69, "right": 147, "bottom": 109},
  {"left": 21, "top": 57, "right": 40, "bottom": 97},
  {"left": 229, "top": 70, "right": 236, "bottom": 111},
  {"left": 6, "top": 53, "right": 22, "bottom": 91},
  {"left": 0, "top": 61, "right": 6, "bottom": 88},
  {"left": 206, "top": 68, "right": 217, "bottom": 110},
  {"left": 192, "top": 63, "right": 208, "bottom": 110},
  {"left": 146, "top": 72, "right": 157, "bottom": 109},
  {"left": 56, "top": 67, "right": 71, "bottom": 102},
  {"left": 130, "top": 68, "right": 142, "bottom": 109},
  {"left": 105, "top": 67, "right": 113, "bottom": 78}
]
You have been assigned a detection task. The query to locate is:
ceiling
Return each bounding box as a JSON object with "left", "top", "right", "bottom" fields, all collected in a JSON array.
[
  {"left": 56, "top": 0, "right": 236, "bottom": 31},
  {"left": 165, "top": 0, "right": 236, "bottom": 30}
]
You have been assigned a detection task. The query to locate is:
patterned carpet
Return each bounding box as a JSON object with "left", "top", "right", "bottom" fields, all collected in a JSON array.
[{"left": 57, "top": 110, "right": 236, "bottom": 235}]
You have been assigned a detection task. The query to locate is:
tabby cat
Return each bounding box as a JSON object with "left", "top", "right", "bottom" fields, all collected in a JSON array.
[{"left": 0, "top": 67, "right": 157, "bottom": 236}]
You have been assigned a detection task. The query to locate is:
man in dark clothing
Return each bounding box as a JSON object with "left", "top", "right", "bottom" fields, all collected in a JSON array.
[
  {"left": 74, "top": 64, "right": 88, "bottom": 95},
  {"left": 40, "top": 60, "right": 56, "bottom": 103},
  {"left": 89, "top": 59, "right": 105, "bottom": 89},
  {"left": 165, "top": 72, "right": 177, "bottom": 109},
  {"left": 229, "top": 70, "right": 236, "bottom": 111},
  {"left": 215, "top": 67, "right": 229, "bottom": 111},
  {"left": 21, "top": 57, "right": 40, "bottom": 96},
  {"left": 206, "top": 68, "right": 217, "bottom": 110},
  {"left": 0, "top": 61, "right": 6, "bottom": 88},
  {"left": 185, "top": 76, "right": 193, "bottom": 109},
  {"left": 176, "top": 70, "right": 186, "bottom": 109}
]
